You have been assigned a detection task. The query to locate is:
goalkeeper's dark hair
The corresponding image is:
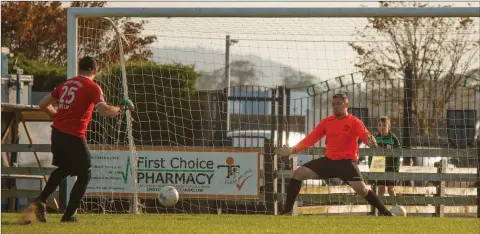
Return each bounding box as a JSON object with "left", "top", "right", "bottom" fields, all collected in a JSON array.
[{"left": 332, "top": 93, "right": 348, "bottom": 104}]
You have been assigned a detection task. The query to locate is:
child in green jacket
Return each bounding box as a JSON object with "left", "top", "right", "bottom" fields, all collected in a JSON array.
[{"left": 368, "top": 116, "right": 401, "bottom": 196}]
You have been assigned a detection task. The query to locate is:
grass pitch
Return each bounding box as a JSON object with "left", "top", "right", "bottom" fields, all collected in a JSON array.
[{"left": 2, "top": 213, "right": 479, "bottom": 234}]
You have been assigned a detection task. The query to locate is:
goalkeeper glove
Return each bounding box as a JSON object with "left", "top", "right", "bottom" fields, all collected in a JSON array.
[
  {"left": 366, "top": 133, "right": 378, "bottom": 148},
  {"left": 119, "top": 98, "right": 135, "bottom": 111}
]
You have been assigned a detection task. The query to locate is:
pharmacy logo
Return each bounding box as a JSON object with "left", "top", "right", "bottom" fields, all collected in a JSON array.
[
  {"left": 218, "top": 157, "right": 253, "bottom": 191},
  {"left": 217, "top": 157, "right": 240, "bottom": 179}
]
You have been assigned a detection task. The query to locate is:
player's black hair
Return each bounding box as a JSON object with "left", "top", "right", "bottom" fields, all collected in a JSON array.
[{"left": 78, "top": 56, "right": 97, "bottom": 72}]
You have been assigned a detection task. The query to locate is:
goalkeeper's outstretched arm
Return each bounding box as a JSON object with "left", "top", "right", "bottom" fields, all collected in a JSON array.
[{"left": 275, "top": 120, "right": 326, "bottom": 157}]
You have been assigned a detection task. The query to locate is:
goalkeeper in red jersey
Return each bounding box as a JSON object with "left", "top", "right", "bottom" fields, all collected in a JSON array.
[{"left": 275, "top": 93, "right": 394, "bottom": 216}]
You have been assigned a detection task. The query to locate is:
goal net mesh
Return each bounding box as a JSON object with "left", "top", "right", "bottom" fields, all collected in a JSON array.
[{"left": 74, "top": 13, "right": 479, "bottom": 216}]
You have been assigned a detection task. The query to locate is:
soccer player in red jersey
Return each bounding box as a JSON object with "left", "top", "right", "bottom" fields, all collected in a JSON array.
[
  {"left": 30, "top": 57, "right": 134, "bottom": 223},
  {"left": 275, "top": 93, "right": 394, "bottom": 216}
]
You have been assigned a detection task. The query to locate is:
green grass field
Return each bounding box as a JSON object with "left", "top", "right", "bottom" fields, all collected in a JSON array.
[{"left": 2, "top": 213, "right": 479, "bottom": 234}]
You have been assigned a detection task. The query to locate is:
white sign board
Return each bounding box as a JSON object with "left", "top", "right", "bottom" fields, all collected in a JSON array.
[{"left": 86, "top": 148, "right": 260, "bottom": 199}]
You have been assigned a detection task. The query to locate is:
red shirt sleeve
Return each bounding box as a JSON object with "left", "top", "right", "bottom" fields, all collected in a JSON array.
[
  {"left": 91, "top": 84, "right": 106, "bottom": 108},
  {"left": 293, "top": 119, "right": 326, "bottom": 153},
  {"left": 50, "top": 83, "right": 63, "bottom": 100},
  {"left": 354, "top": 118, "right": 370, "bottom": 145}
]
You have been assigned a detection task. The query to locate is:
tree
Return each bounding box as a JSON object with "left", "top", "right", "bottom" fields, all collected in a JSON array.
[
  {"left": 1, "top": 1, "right": 156, "bottom": 66},
  {"left": 349, "top": 2, "right": 479, "bottom": 135},
  {"left": 281, "top": 67, "right": 316, "bottom": 87},
  {"left": 229, "top": 60, "right": 262, "bottom": 86},
  {"left": 198, "top": 60, "right": 261, "bottom": 90}
]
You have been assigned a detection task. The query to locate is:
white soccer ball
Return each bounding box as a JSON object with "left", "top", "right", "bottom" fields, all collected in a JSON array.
[
  {"left": 390, "top": 205, "right": 407, "bottom": 217},
  {"left": 157, "top": 186, "right": 179, "bottom": 207}
]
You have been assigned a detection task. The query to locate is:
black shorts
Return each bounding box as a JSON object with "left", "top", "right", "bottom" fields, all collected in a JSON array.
[
  {"left": 51, "top": 126, "right": 91, "bottom": 175},
  {"left": 303, "top": 157, "right": 363, "bottom": 182}
]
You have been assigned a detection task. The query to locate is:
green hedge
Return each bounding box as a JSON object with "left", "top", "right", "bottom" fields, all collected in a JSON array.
[
  {"left": 8, "top": 53, "right": 66, "bottom": 91},
  {"left": 89, "top": 61, "right": 202, "bottom": 146}
]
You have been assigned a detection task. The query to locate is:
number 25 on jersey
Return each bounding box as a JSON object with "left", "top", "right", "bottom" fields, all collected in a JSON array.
[{"left": 59, "top": 86, "right": 77, "bottom": 109}]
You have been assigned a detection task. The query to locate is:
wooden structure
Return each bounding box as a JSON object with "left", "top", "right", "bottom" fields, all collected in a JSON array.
[{"left": 1, "top": 103, "right": 62, "bottom": 212}]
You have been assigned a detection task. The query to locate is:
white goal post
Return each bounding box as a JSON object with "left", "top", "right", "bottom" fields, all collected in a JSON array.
[{"left": 66, "top": 7, "right": 480, "bottom": 216}]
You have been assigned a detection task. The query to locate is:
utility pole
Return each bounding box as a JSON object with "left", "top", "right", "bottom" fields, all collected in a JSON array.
[{"left": 224, "top": 35, "right": 238, "bottom": 131}]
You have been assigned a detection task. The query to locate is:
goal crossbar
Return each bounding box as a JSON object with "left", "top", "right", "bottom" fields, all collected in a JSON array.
[{"left": 68, "top": 7, "right": 480, "bottom": 18}]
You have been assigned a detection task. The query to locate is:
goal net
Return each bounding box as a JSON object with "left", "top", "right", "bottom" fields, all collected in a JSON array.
[{"left": 68, "top": 6, "right": 480, "bottom": 216}]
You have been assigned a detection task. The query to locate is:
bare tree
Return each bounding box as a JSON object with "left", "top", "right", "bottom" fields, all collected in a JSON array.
[{"left": 349, "top": 2, "right": 479, "bottom": 135}]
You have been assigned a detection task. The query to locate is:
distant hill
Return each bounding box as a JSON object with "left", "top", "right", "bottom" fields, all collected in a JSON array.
[{"left": 149, "top": 46, "right": 322, "bottom": 89}]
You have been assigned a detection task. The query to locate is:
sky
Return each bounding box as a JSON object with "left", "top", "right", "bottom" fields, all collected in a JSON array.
[{"left": 66, "top": 1, "right": 480, "bottom": 87}]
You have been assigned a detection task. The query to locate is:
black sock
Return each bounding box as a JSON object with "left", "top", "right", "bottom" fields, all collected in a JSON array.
[
  {"left": 364, "top": 190, "right": 391, "bottom": 215},
  {"left": 38, "top": 167, "right": 71, "bottom": 203},
  {"left": 284, "top": 178, "right": 302, "bottom": 213},
  {"left": 63, "top": 169, "right": 91, "bottom": 218}
]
